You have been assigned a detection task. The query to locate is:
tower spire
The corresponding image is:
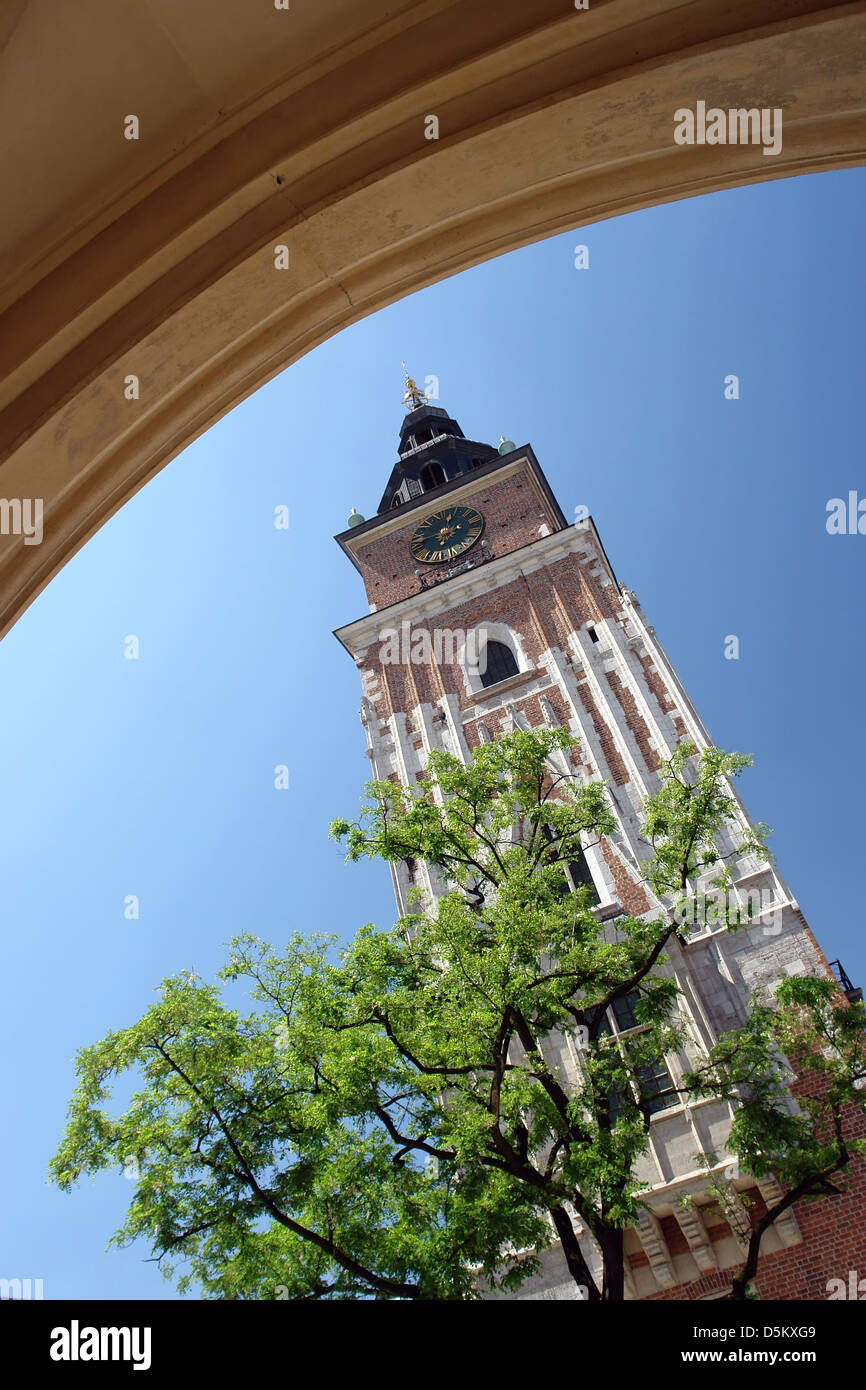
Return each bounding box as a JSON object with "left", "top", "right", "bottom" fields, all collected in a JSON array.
[{"left": 401, "top": 361, "right": 429, "bottom": 411}]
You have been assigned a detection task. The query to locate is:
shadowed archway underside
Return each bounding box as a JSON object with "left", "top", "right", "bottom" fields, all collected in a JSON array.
[{"left": 1, "top": 0, "right": 864, "bottom": 636}]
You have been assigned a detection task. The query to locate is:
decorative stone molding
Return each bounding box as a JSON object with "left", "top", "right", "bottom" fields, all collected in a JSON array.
[
  {"left": 713, "top": 1188, "right": 754, "bottom": 1254},
  {"left": 754, "top": 1175, "right": 802, "bottom": 1248},
  {"left": 674, "top": 1204, "right": 719, "bottom": 1273},
  {"left": 633, "top": 1207, "right": 677, "bottom": 1289}
]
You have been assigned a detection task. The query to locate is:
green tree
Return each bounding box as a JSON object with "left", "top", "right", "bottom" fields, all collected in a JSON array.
[
  {"left": 52, "top": 729, "right": 792, "bottom": 1299},
  {"left": 685, "top": 973, "right": 866, "bottom": 1299}
]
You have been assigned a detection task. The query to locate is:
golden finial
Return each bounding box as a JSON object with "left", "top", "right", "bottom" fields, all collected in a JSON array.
[{"left": 401, "top": 360, "right": 429, "bottom": 410}]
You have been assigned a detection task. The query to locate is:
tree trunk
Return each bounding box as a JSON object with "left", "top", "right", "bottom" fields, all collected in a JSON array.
[
  {"left": 550, "top": 1205, "right": 601, "bottom": 1300},
  {"left": 597, "top": 1225, "right": 625, "bottom": 1300}
]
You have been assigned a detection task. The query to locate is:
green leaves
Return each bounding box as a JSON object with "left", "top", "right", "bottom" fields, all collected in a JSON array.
[
  {"left": 52, "top": 727, "right": 803, "bottom": 1301},
  {"left": 683, "top": 973, "right": 866, "bottom": 1298},
  {"left": 646, "top": 747, "right": 731, "bottom": 883},
  {"left": 684, "top": 971, "right": 866, "bottom": 1182}
]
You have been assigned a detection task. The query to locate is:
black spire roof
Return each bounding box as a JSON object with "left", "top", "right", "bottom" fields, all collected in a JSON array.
[{"left": 377, "top": 402, "right": 499, "bottom": 514}]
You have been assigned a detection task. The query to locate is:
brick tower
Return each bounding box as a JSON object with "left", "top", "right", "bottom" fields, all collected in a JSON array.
[{"left": 333, "top": 381, "right": 865, "bottom": 1300}]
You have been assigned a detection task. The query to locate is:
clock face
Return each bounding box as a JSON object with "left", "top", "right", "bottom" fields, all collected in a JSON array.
[{"left": 410, "top": 505, "right": 485, "bottom": 564}]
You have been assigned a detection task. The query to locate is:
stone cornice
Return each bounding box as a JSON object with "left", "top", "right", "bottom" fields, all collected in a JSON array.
[{"left": 333, "top": 516, "right": 616, "bottom": 656}]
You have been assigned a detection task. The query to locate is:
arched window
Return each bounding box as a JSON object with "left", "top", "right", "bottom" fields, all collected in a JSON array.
[
  {"left": 479, "top": 640, "right": 519, "bottom": 688},
  {"left": 391, "top": 491, "right": 404, "bottom": 508},
  {"left": 540, "top": 825, "right": 600, "bottom": 908},
  {"left": 565, "top": 852, "right": 600, "bottom": 905},
  {"left": 419, "top": 461, "right": 446, "bottom": 491}
]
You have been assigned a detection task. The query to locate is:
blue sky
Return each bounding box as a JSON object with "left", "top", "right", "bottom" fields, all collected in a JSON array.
[{"left": 1, "top": 168, "right": 863, "bottom": 1299}]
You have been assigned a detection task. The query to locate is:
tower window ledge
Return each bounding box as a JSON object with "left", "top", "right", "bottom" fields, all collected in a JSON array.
[
  {"left": 590, "top": 899, "right": 625, "bottom": 923},
  {"left": 731, "top": 864, "right": 773, "bottom": 886},
  {"left": 460, "top": 678, "right": 556, "bottom": 721},
  {"left": 681, "top": 922, "right": 726, "bottom": 944},
  {"left": 645, "top": 1093, "right": 732, "bottom": 1133},
  {"left": 472, "top": 668, "right": 539, "bottom": 701}
]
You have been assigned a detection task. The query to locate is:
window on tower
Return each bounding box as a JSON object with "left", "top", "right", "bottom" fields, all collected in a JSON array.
[
  {"left": 600, "top": 989, "right": 679, "bottom": 1121},
  {"left": 636, "top": 1060, "right": 679, "bottom": 1115},
  {"left": 606, "top": 1065, "right": 678, "bottom": 1119},
  {"left": 564, "top": 851, "right": 601, "bottom": 906},
  {"left": 479, "top": 640, "right": 519, "bottom": 687},
  {"left": 610, "top": 990, "right": 642, "bottom": 1032},
  {"left": 419, "top": 460, "right": 446, "bottom": 491},
  {"left": 539, "top": 823, "right": 600, "bottom": 906}
]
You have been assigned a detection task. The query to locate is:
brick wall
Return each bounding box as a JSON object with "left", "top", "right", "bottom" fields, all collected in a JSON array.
[
  {"left": 354, "top": 469, "right": 561, "bottom": 609},
  {"left": 360, "top": 550, "right": 650, "bottom": 772},
  {"left": 642, "top": 1092, "right": 866, "bottom": 1301}
]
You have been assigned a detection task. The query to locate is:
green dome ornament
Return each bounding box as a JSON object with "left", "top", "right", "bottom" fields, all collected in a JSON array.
[
  {"left": 498, "top": 435, "right": 516, "bottom": 455},
  {"left": 346, "top": 507, "right": 365, "bottom": 528}
]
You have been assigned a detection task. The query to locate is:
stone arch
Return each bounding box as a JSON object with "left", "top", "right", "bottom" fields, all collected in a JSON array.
[
  {"left": 460, "top": 621, "right": 531, "bottom": 696},
  {"left": 1, "top": 1, "right": 864, "bottom": 637}
]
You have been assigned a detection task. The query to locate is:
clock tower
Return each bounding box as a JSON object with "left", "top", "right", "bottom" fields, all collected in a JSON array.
[{"left": 333, "top": 377, "right": 866, "bottom": 1301}]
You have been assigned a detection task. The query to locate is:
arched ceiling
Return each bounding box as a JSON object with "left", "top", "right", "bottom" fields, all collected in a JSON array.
[{"left": 1, "top": 0, "right": 864, "bottom": 637}]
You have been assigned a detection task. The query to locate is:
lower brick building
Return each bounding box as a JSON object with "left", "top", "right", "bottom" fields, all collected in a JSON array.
[{"left": 333, "top": 380, "right": 865, "bottom": 1299}]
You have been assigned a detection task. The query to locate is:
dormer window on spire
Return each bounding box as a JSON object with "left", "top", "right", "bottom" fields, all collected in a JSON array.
[
  {"left": 377, "top": 399, "right": 498, "bottom": 514},
  {"left": 420, "top": 461, "right": 446, "bottom": 491}
]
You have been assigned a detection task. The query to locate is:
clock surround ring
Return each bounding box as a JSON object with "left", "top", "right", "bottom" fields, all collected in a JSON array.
[{"left": 409, "top": 504, "right": 485, "bottom": 565}]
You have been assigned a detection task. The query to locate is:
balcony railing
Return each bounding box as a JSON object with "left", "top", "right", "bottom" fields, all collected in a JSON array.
[{"left": 829, "top": 959, "right": 863, "bottom": 1005}]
